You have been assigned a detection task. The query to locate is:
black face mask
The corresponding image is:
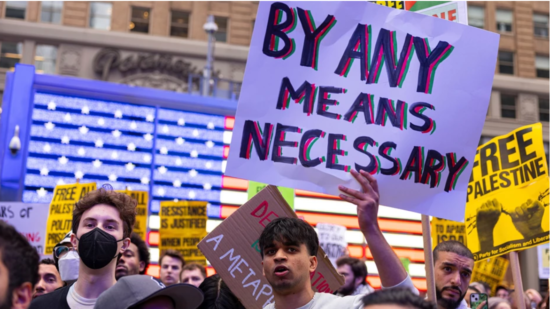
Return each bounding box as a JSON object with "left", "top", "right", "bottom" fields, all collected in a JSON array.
[{"left": 77, "top": 228, "right": 124, "bottom": 270}]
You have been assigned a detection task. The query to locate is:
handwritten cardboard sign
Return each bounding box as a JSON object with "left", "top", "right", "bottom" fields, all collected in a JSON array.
[
  {"left": 198, "top": 186, "right": 343, "bottom": 309},
  {"left": 317, "top": 223, "right": 347, "bottom": 267},
  {"left": 159, "top": 201, "right": 208, "bottom": 265},
  {"left": 0, "top": 202, "right": 49, "bottom": 257},
  {"left": 465, "top": 123, "right": 549, "bottom": 261},
  {"left": 225, "top": 1, "right": 500, "bottom": 221},
  {"left": 116, "top": 190, "right": 149, "bottom": 240},
  {"left": 44, "top": 182, "right": 96, "bottom": 255}
]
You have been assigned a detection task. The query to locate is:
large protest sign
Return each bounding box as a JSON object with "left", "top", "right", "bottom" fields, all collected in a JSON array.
[
  {"left": 470, "top": 257, "right": 509, "bottom": 294},
  {"left": 225, "top": 1, "right": 499, "bottom": 221},
  {"left": 0, "top": 202, "right": 49, "bottom": 257},
  {"left": 44, "top": 182, "right": 96, "bottom": 255},
  {"left": 431, "top": 217, "right": 467, "bottom": 249},
  {"left": 248, "top": 181, "right": 295, "bottom": 209},
  {"left": 538, "top": 243, "right": 549, "bottom": 279},
  {"left": 317, "top": 223, "right": 347, "bottom": 266},
  {"left": 116, "top": 190, "right": 149, "bottom": 240},
  {"left": 465, "top": 123, "right": 549, "bottom": 261},
  {"left": 159, "top": 200, "right": 207, "bottom": 265},
  {"left": 198, "top": 186, "right": 343, "bottom": 309}
]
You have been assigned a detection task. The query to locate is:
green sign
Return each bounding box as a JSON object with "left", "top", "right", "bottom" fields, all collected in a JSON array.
[
  {"left": 247, "top": 181, "right": 295, "bottom": 210},
  {"left": 400, "top": 257, "right": 411, "bottom": 273}
]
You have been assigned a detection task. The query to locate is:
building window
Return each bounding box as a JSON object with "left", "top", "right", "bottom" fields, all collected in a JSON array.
[
  {"left": 468, "top": 6, "right": 485, "bottom": 29},
  {"left": 540, "top": 97, "right": 549, "bottom": 122},
  {"left": 544, "top": 142, "right": 549, "bottom": 164},
  {"left": 40, "top": 1, "right": 62, "bottom": 24},
  {"left": 533, "top": 13, "right": 549, "bottom": 38},
  {"left": 0, "top": 42, "right": 22, "bottom": 70},
  {"left": 479, "top": 136, "right": 493, "bottom": 146},
  {"left": 496, "top": 9, "right": 513, "bottom": 33},
  {"left": 498, "top": 51, "right": 514, "bottom": 75},
  {"left": 213, "top": 16, "right": 228, "bottom": 42},
  {"left": 536, "top": 55, "right": 549, "bottom": 78},
  {"left": 500, "top": 94, "right": 517, "bottom": 119},
  {"left": 35, "top": 45, "right": 57, "bottom": 74},
  {"left": 130, "top": 7, "right": 150, "bottom": 33},
  {"left": 170, "top": 10, "right": 190, "bottom": 38},
  {"left": 89, "top": 2, "right": 112, "bottom": 30},
  {"left": 5, "top": 1, "right": 27, "bottom": 19}
]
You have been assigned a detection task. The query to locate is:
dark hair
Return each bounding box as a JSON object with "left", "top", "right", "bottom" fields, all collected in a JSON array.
[
  {"left": 0, "top": 221, "right": 40, "bottom": 297},
  {"left": 198, "top": 274, "right": 245, "bottom": 309},
  {"left": 362, "top": 287, "right": 436, "bottom": 309},
  {"left": 73, "top": 186, "right": 137, "bottom": 238},
  {"left": 160, "top": 249, "right": 185, "bottom": 269},
  {"left": 183, "top": 262, "right": 207, "bottom": 279},
  {"left": 259, "top": 217, "right": 318, "bottom": 258},
  {"left": 336, "top": 256, "right": 368, "bottom": 285},
  {"left": 40, "top": 258, "right": 56, "bottom": 266},
  {"left": 433, "top": 241, "right": 474, "bottom": 262},
  {"left": 130, "top": 233, "right": 150, "bottom": 274},
  {"left": 495, "top": 285, "right": 508, "bottom": 293}
]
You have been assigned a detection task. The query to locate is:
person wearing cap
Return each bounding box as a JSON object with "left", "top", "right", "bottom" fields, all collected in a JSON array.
[
  {"left": 52, "top": 232, "right": 80, "bottom": 285},
  {"left": 94, "top": 275, "right": 203, "bottom": 309}
]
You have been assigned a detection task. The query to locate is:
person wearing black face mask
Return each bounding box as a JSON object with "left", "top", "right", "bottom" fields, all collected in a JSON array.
[{"left": 30, "top": 187, "right": 136, "bottom": 309}]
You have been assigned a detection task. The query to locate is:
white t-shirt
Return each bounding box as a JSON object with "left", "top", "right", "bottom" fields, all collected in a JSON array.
[
  {"left": 263, "top": 292, "right": 363, "bottom": 309},
  {"left": 264, "top": 276, "right": 417, "bottom": 309},
  {"left": 66, "top": 284, "right": 97, "bottom": 309}
]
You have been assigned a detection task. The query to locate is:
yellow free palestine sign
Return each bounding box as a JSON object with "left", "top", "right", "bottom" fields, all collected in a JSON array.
[
  {"left": 159, "top": 200, "right": 208, "bottom": 265},
  {"left": 431, "top": 217, "right": 467, "bottom": 249},
  {"left": 465, "top": 123, "right": 549, "bottom": 261},
  {"left": 116, "top": 190, "right": 149, "bottom": 241},
  {"left": 44, "top": 182, "right": 97, "bottom": 255}
]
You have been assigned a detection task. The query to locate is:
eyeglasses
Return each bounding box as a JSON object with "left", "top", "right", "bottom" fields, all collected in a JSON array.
[{"left": 54, "top": 245, "right": 74, "bottom": 258}]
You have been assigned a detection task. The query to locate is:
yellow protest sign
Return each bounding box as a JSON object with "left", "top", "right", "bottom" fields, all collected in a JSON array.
[
  {"left": 44, "top": 182, "right": 97, "bottom": 255},
  {"left": 431, "top": 217, "right": 467, "bottom": 249},
  {"left": 116, "top": 190, "right": 149, "bottom": 240},
  {"left": 471, "top": 257, "right": 510, "bottom": 294},
  {"left": 159, "top": 201, "right": 207, "bottom": 265},
  {"left": 466, "top": 123, "right": 549, "bottom": 261}
]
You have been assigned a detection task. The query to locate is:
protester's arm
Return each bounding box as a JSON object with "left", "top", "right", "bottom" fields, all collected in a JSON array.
[{"left": 339, "top": 170, "right": 408, "bottom": 288}]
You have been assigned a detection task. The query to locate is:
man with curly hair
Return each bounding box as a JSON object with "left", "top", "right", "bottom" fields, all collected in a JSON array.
[
  {"left": 115, "top": 232, "right": 150, "bottom": 280},
  {"left": 30, "top": 186, "right": 136, "bottom": 309}
]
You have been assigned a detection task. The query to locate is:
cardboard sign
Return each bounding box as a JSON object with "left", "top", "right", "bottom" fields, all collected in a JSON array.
[
  {"left": 470, "top": 257, "right": 509, "bottom": 294},
  {"left": 248, "top": 181, "right": 295, "bottom": 210},
  {"left": 44, "top": 182, "right": 97, "bottom": 255},
  {"left": 159, "top": 201, "right": 208, "bottom": 265},
  {"left": 317, "top": 223, "right": 347, "bottom": 266},
  {"left": 431, "top": 217, "right": 467, "bottom": 249},
  {"left": 465, "top": 123, "right": 549, "bottom": 261},
  {"left": 0, "top": 202, "right": 49, "bottom": 257},
  {"left": 116, "top": 190, "right": 149, "bottom": 240},
  {"left": 198, "top": 186, "right": 343, "bottom": 309},
  {"left": 538, "top": 243, "right": 549, "bottom": 279},
  {"left": 225, "top": 1, "right": 499, "bottom": 221}
]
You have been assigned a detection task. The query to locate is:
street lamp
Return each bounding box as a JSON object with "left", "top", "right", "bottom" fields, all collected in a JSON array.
[{"left": 203, "top": 15, "right": 218, "bottom": 96}]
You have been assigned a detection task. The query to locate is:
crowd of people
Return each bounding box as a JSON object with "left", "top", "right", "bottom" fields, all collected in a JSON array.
[{"left": 0, "top": 171, "right": 547, "bottom": 309}]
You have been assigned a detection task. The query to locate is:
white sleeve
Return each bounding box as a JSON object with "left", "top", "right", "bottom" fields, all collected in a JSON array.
[{"left": 380, "top": 275, "right": 419, "bottom": 295}]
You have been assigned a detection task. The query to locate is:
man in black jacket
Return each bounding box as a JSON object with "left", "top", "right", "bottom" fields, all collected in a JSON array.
[{"left": 29, "top": 187, "right": 136, "bottom": 309}]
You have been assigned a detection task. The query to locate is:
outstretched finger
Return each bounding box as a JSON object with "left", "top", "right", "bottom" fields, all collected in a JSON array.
[
  {"left": 351, "top": 169, "right": 373, "bottom": 194},
  {"left": 361, "top": 170, "right": 379, "bottom": 193},
  {"left": 339, "top": 193, "right": 360, "bottom": 205},
  {"left": 339, "top": 185, "right": 365, "bottom": 201}
]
